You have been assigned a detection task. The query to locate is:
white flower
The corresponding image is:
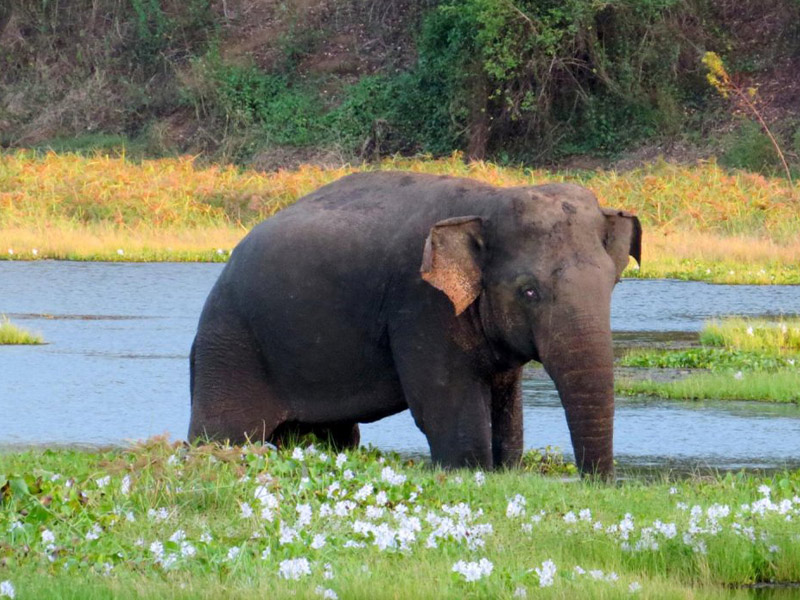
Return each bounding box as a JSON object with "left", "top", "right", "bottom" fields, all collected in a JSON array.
[
  {"left": 296, "top": 503, "right": 312, "bottom": 527},
  {"left": 316, "top": 586, "right": 338, "bottom": 599},
  {"left": 513, "top": 586, "right": 527, "bottom": 598},
  {"left": 227, "top": 546, "right": 241, "bottom": 561},
  {"left": 733, "top": 371, "right": 743, "bottom": 380},
  {"left": 200, "top": 532, "right": 213, "bottom": 543},
  {"left": 563, "top": 511, "right": 577, "bottom": 523},
  {"left": 311, "top": 533, "right": 327, "bottom": 549},
  {"left": 180, "top": 541, "right": 196, "bottom": 558},
  {"left": 85, "top": 523, "right": 102, "bottom": 541},
  {"left": 335, "top": 453, "right": 347, "bottom": 468},
  {"left": 506, "top": 494, "right": 526, "bottom": 518},
  {"left": 261, "top": 548, "right": 271, "bottom": 560},
  {"left": 120, "top": 475, "right": 131, "bottom": 495},
  {"left": 292, "top": 447, "right": 305, "bottom": 461},
  {"left": 240, "top": 502, "right": 254, "bottom": 518},
  {"left": 96, "top": 475, "right": 110, "bottom": 489},
  {"left": 452, "top": 558, "right": 493, "bottom": 582},
  {"left": 474, "top": 471, "right": 485, "bottom": 486},
  {"left": 149, "top": 541, "right": 165, "bottom": 560},
  {"left": 375, "top": 491, "right": 388, "bottom": 506},
  {"left": 169, "top": 529, "right": 186, "bottom": 543},
  {"left": 758, "top": 484, "right": 771, "bottom": 497},
  {"left": 7, "top": 249, "right": 13, "bottom": 256},
  {"left": 117, "top": 248, "right": 124, "bottom": 256},
  {"left": 574, "top": 565, "right": 586, "bottom": 575},
  {"left": 589, "top": 570, "right": 605, "bottom": 580},
  {"left": 279, "top": 557, "right": 312, "bottom": 580},
  {"left": 669, "top": 487, "right": 678, "bottom": 495},
  {"left": 343, "top": 469, "right": 355, "bottom": 480},
  {"left": 579, "top": 508, "right": 592, "bottom": 522},
  {"left": 41, "top": 529, "right": 55, "bottom": 544},
  {"left": 381, "top": 467, "right": 406, "bottom": 485},
  {"left": 769, "top": 545, "right": 780, "bottom": 553},
  {"left": 147, "top": 507, "right": 170, "bottom": 521},
  {"left": 746, "top": 326, "right": 754, "bottom": 336},
  {"left": 629, "top": 581, "right": 642, "bottom": 593},
  {"left": 354, "top": 484, "right": 374, "bottom": 502},
  {"left": 323, "top": 563, "right": 334, "bottom": 580},
  {"left": 535, "top": 559, "right": 557, "bottom": 587},
  {"left": 279, "top": 523, "right": 298, "bottom": 545},
  {"left": 0, "top": 581, "right": 15, "bottom": 599}
]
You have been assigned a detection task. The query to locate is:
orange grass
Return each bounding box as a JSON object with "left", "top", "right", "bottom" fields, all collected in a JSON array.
[{"left": 1, "top": 151, "right": 799, "bottom": 280}]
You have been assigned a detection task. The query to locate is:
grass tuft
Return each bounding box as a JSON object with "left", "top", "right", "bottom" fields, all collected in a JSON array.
[{"left": 0, "top": 316, "right": 44, "bottom": 345}]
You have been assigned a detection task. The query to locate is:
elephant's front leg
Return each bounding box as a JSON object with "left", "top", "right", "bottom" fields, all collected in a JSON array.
[
  {"left": 491, "top": 368, "right": 524, "bottom": 468},
  {"left": 392, "top": 338, "right": 493, "bottom": 469}
]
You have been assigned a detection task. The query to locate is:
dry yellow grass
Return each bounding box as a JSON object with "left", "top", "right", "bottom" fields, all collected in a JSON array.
[{"left": 1, "top": 151, "right": 798, "bottom": 281}]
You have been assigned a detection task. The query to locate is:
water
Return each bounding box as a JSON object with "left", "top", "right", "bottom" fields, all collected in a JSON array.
[{"left": 2, "top": 261, "right": 800, "bottom": 470}]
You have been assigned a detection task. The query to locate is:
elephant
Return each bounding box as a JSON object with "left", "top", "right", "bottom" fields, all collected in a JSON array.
[{"left": 189, "top": 171, "right": 641, "bottom": 477}]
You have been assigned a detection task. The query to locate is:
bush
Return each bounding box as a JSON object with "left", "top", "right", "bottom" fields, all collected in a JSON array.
[{"left": 721, "top": 121, "right": 785, "bottom": 175}]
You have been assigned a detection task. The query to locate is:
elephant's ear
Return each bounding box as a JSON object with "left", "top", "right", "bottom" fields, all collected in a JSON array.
[
  {"left": 602, "top": 208, "right": 642, "bottom": 281},
  {"left": 420, "top": 216, "right": 485, "bottom": 316}
]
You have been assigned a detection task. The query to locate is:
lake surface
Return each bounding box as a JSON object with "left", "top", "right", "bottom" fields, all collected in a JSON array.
[{"left": 2, "top": 261, "right": 800, "bottom": 471}]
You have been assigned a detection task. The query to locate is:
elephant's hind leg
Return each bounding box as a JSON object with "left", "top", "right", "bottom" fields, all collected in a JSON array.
[{"left": 189, "top": 319, "right": 285, "bottom": 445}]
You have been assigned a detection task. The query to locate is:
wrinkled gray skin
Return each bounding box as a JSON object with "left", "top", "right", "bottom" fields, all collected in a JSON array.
[{"left": 189, "top": 172, "right": 641, "bottom": 477}]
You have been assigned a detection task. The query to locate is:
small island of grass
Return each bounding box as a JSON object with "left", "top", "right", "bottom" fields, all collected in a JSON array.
[
  {"left": 0, "top": 316, "right": 44, "bottom": 345},
  {"left": 616, "top": 317, "right": 800, "bottom": 403}
]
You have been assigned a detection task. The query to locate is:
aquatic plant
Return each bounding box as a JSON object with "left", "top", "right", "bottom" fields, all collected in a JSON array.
[
  {"left": 0, "top": 316, "right": 43, "bottom": 345},
  {"left": 1, "top": 439, "right": 799, "bottom": 598},
  {"left": 701, "top": 317, "right": 800, "bottom": 352},
  {"left": 618, "top": 370, "right": 800, "bottom": 404}
]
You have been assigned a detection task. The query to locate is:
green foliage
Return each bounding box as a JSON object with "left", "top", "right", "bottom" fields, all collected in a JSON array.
[
  {"left": 368, "top": 0, "right": 707, "bottom": 159},
  {"left": 188, "top": 56, "right": 328, "bottom": 147},
  {"left": 721, "top": 121, "right": 786, "bottom": 175},
  {"left": 520, "top": 446, "right": 578, "bottom": 476},
  {"left": 130, "top": 0, "right": 215, "bottom": 67},
  {"left": 621, "top": 347, "right": 799, "bottom": 372}
]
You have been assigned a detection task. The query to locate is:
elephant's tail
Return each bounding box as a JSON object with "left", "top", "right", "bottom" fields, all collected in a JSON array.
[{"left": 189, "top": 338, "right": 197, "bottom": 405}]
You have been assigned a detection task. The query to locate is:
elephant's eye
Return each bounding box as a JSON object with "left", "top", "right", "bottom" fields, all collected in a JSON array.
[{"left": 522, "top": 287, "right": 539, "bottom": 300}]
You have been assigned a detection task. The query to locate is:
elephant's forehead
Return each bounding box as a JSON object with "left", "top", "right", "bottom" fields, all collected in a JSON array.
[{"left": 505, "top": 183, "right": 602, "bottom": 234}]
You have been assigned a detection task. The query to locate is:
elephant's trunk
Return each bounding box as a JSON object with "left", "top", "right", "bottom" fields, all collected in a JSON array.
[{"left": 538, "top": 303, "right": 616, "bottom": 479}]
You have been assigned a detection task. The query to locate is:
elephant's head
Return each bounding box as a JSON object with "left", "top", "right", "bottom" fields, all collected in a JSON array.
[{"left": 421, "top": 183, "right": 641, "bottom": 477}]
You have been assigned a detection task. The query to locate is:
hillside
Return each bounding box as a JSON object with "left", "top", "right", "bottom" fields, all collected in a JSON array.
[{"left": 1, "top": 0, "right": 799, "bottom": 172}]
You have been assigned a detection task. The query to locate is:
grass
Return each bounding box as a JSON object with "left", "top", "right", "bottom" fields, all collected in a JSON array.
[
  {"left": 0, "top": 316, "right": 43, "bottom": 345},
  {"left": 1, "top": 439, "right": 800, "bottom": 599},
  {"left": 701, "top": 317, "right": 800, "bottom": 352},
  {"left": 617, "top": 317, "right": 800, "bottom": 403},
  {"left": 618, "top": 370, "right": 800, "bottom": 404},
  {"left": 2, "top": 151, "right": 800, "bottom": 282}
]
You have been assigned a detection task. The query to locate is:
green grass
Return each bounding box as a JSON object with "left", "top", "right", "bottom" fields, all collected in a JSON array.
[
  {"left": 701, "top": 317, "right": 800, "bottom": 352},
  {"left": 619, "top": 347, "right": 799, "bottom": 372},
  {"left": 0, "top": 316, "right": 43, "bottom": 345},
  {"left": 618, "top": 316, "right": 800, "bottom": 403},
  {"left": 1, "top": 440, "right": 800, "bottom": 599},
  {"left": 617, "top": 369, "right": 800, "bottom": 404}
]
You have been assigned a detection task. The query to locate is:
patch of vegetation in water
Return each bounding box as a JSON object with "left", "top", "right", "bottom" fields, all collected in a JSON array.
[
  {"left": 1, "top": 438, "right": 800, "bottom": 599},
  {"left": 702, "top": 317, "right": 800, "bottom": 352},
  {"left": 618, "top": 317, "right": 800, "bottom": 403},
  {"left": 618, "top": 370, "right": 800, "bottom": 404},
  {"left": 0, "top": 316, "right": 44, "bottom": 345}
]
